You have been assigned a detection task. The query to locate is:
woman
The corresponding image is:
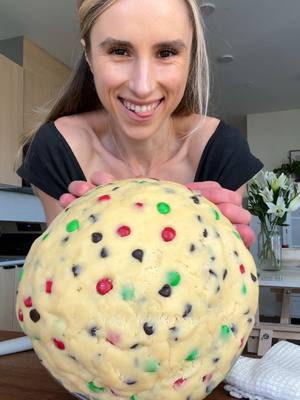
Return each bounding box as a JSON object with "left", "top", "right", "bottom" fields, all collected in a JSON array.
[{"left": 17, "top": 0, "right": 263, "bottom": 247}]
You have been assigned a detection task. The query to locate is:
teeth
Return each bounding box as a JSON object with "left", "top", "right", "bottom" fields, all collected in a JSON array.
[{"left": 123, "top": 100, "right": 159, "bottom": 113}]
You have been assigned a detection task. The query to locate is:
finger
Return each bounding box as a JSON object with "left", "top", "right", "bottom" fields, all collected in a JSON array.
[
  {"left": 200, "top": 187, "right": 242, "bottom": 206},
  {"left": 90, "top": 171, "right": 115, "bottom": 186},
  {"left": 217, "top": 203, "right": 252, "bottom": 225},
  {"left": 59, "top": 193, "right": 77, "bottom": 208},
  {"left": 234, "top": 224, "right": 256, "bottom": 248},
  {"left": 68, "top": 181, "right": 94, "bottom": 197},
  {"left": 186, "top": 181, "right": 221, "bottom": 192}
]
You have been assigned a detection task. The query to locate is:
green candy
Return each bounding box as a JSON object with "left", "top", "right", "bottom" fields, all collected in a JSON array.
[
  {"left": 122, "top": 285, "right": 135, "bottom": 301},
  {"left": 213, "top": 209, "right": 220, "bottom": 220},
  {"left": 233, "top": 230, "right": 241, "bottom": 240},
  {"left": 87, "top": 381, "right": 105, "bottom": 393},
  {"left": 167, "top": 271, "right": 181, "bottom": 286},
  {"left": 130, "top": 395, "right": 138, "bottom": 400},
  {"left": 220, "top": 324, "right": 231, "bottom": 339},
  {"left": 66, "top": 219, "right": 80, "bottom": 232},
  {"left": 157, "top": 202, "right": 170, "bottom": 214},
  {"left": 42, "top": 232, "right": 49, "bottom": 241},
  {"left": 242, "top": 283, "right": 247, "bottom": 295},
  {"left": 144, "top": 359, "right": 160, "bottom": 373},
  {"left": 185, "top": 348, "right": 199, "bottom": 361}
]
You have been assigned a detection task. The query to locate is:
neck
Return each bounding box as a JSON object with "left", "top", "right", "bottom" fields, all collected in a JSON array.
[{"left": 107, "top": 118, "right": 177, "bottom": 177}]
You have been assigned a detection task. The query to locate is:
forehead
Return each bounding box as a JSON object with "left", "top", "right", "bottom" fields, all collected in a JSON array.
[{"left": 91, "top": 0, "right": 193, "bottom": 42}]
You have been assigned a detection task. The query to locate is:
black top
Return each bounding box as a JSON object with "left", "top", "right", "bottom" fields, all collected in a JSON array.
[{"left": 17, "top": 120, "right": 263, "bottom": 200}]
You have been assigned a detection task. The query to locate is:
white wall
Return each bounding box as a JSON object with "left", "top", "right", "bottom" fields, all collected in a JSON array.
[{"left": 247, "top": 108, "right": 300, "bottom": 170}]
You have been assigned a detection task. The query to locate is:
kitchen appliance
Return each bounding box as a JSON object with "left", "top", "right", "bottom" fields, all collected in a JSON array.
[{"left": 0, "top": 220, "right": 46, "bottom": 265}]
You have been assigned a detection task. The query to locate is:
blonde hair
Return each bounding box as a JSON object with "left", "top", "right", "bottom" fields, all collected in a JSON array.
[{"left": 22, "top": 0, "right": 209, "bottom": 146}]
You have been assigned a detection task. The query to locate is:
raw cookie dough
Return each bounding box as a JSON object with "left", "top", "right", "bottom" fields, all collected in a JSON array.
[{"left": 16, "top": 178, "right": 258, "bottom": 400}]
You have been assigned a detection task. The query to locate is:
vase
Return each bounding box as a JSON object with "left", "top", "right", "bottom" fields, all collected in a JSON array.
[{"left": 257, "top": 223, "right": 282, "bottom": 271}]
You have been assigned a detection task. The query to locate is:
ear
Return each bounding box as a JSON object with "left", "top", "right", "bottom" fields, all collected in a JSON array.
[{"left": 81, "top": 39, "right": 93, "bottom": 72}]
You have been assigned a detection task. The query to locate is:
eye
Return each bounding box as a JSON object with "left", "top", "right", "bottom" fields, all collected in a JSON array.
[
  {"left": 158, "top": 48, "right": 177, "bottom": 58},
  {"left": 109, "top": 47, "right": 129, "bottom": 56}
]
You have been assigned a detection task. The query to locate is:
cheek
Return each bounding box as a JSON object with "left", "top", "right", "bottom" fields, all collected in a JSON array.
[
  {"left": 92, "top": 63, "right": 128, "bottom": 94},
  {"left": 160, "top": 67, "right": 188, "bottom": 97}
]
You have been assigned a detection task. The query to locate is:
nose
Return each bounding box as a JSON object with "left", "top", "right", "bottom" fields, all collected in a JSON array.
[{"left": 128, "top": 58, "right": 155, "bottom": 98}]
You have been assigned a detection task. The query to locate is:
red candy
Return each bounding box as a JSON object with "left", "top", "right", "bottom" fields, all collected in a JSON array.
[
  {"left": 18, "top": 309, "right": 24, "bottom": 322},
  {"left": 53, "top": 338, "right": 65, "bottom": 350},
  {"left": 202, "top": 373, "right": 213, "bottom": 383},
  {"left": 161, "top": 227, "right": 176, "bottom": 242},
  {"left": 98, "top": 195, "right": 111, "bottom": 201},
  {"left": 239, "top": 264, "right": 246, "bottom": 274},
  {"left": 24, "top": 297, "right": 32, "bottom": 308},
  {"left": 106, "top": 331, "right": 121, "bottom": 346},
  {"left": 45, "top": 280, "right": 53, "bottom": 294},
  {"left": 174, "top": 377, "right": 187, "bottom": 388},
  {"left": 110, "top": 388, "right": 120, "bottom": 396},
  {"left": 96, "top": 278, "right": 113, "bottom": 295},
  {"left": 117, "top": 225, "right": 131, "bottom": 237},
  {"left": 135, "top": 202, "right": 144, "bottom": 208}
]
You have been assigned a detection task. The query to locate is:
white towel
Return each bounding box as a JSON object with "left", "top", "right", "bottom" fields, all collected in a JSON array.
[{"left": 224, "top": 341, "right": 300, "bottom": 400}]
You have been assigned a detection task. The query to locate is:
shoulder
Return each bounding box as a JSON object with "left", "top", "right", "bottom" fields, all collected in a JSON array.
[
  {"left": 190, "top": 116, "right": 248, "bottom": 153},
  {"left": 53, "top": 110, "right": 106, "bottom": 167},
  {"left": 177, "top": 115, "right": 221, "bottom": 166},
  {"left": 54, "top": 113, "right": 93, "bottom": 154}
]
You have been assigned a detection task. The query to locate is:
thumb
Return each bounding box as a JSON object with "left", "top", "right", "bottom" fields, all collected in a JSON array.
[{"left": 90, "top": 171, "right": 116, "bottom": 186}]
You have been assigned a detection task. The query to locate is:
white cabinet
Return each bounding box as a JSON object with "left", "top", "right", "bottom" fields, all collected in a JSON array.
[
  {"left": 0, "top": 265, "right": 23, "bottom": 332},
  {"left": 13, "top": 266, "right": 23, "bottom": 331}
]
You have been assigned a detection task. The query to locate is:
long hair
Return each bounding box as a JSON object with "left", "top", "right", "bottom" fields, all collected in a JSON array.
[{"left": 21, "top": 0, "right": 209, "bottom": 146}]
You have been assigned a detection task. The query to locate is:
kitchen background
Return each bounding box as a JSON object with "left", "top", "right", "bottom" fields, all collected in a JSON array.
[{"left": 0, "top": 0, "right": 300, "bottom": 331}]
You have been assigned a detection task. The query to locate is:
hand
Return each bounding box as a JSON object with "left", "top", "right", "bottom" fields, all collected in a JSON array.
[
  {"left": 186, "top": 181, "right": 255, "bottom": 248},
  {"left": 59, "top": 171, "right": 115, "bottom": 209}
]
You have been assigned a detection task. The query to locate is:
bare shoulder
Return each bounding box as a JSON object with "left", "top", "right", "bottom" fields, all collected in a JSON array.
[
  {"left": 178, "top": 115, "right": 221, "bottom": 165},
  {"left": 189, "top": 115, "right": 220, "bottom": 142},
  {"left": 54, "top": 113, "right": 93, "bottom": 152},
  {"left": 54, "top": 111, "right": 105, "bottom": 167}
]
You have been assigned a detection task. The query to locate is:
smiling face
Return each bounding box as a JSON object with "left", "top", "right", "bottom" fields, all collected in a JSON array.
[{"left": 85, "top": 0, "right": 193, "bottom": 140}]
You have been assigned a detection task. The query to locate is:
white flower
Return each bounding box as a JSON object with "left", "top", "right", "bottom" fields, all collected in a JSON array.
[
  {"left": 259, "top": 187, "right": 273, "bottom": 203},
  {"left": 264, "top": 171, "right": 277, "bottom": 184},
  {"left": 266, "top": 196, "right": 287, "bottom": 218},
  {"left": 248, "top": 170, "right": 299, "bottom": 225},
  {"left": 288, "top": 193, "right": 300, "bottom": 212},
  {"left": 270, "top": 173, "right": 289, "bottom": 192},
  {"left": 253, "top": 171, "right": 269, "bottom": 189}
]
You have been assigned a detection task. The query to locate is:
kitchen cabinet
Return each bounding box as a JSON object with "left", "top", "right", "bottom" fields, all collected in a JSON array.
[
  {"left": 0, "top": 54, "right": 23, "bottom": 185},
  {"left": 0, "top": 37, "right": 71, "bottom": 186},
  {"left": 22, "top": 37, "right": 71, "bottom": 134},
  {"left": 0, "top": 264, "right": 23, "bottom": 332},
  {"left": 12, "top": 265, "right": 23, "bottom": 332},
  {"left": 0, "top": 266, "right": 18, "bottom": 331}
]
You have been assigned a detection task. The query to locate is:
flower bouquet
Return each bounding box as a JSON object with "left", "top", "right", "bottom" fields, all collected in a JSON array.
[{"left": 247, "top": 171, "right": 300, "bottom": 270}]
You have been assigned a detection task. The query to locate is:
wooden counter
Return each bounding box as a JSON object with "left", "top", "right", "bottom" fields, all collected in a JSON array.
[{"left": 0, "top": 331, "right": 235, "bottom": 400}]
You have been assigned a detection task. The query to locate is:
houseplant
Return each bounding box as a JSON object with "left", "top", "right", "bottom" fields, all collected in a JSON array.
[
  {"left": 273, "top": 160, "right": 300, "bottom": 182},
  {"left": 247, "top": 171, "right": 300, "bottom": 270}
]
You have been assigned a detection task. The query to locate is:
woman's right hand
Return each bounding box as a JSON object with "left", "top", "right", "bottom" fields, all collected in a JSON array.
[{"left": 59, "top": 171, "right": 115, "bottom": 209}]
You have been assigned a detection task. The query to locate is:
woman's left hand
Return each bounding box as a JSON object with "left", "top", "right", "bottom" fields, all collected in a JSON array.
[{"left": 186, "top": 181, "right": 254, "bottom": 248}]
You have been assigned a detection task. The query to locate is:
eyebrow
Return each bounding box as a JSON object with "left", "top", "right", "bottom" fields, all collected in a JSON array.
[{"left": 99, "top": 37, "right": 187, "bottom": 50}]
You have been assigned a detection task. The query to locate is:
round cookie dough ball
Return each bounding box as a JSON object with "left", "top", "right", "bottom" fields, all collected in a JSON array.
[{"left": 16, "top": 178, "right": 258, "bottom": 400}]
